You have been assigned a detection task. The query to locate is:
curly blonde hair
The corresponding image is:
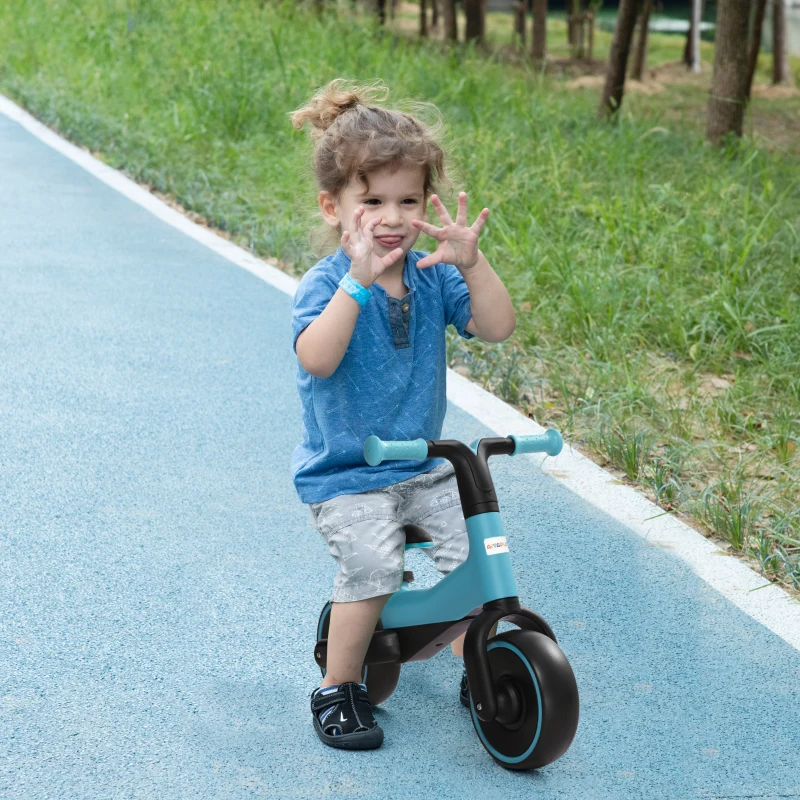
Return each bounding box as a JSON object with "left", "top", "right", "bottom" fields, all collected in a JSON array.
[{"left": 291, "top": 79, "right": 448, "bottom": 201}]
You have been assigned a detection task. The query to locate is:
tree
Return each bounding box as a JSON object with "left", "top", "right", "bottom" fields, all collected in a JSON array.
[
  {"left": 772, "top": 0, "right": 791, "bottom": 85},
  {"left": 683, "top": 0, "right": 704, "bottom": 70},
  {"left": 532, "top": 0, "right": 547, "bottom": 61},
  {"left": 442, "top": 0, "right": 458, "bottom": 41},
  {"left": 631, "top": 0, "right": 652, "bottom": 80},
  {"left": 420, "top": 0, "right": 428, "bottom": 36},
  {"left": 464, "top": 0, "right": 486, "bottom": 42},
  {"left": 586, "top": 8, "right": 595, "bottom": 60},
  {"left": 746, "top": 0, "right": 769, "bottom": 98},
  {"left": 706, "top": 0, "right": 751, "bottom": 142},
  {"left": 598, "top": 0, "right": 640, "bottom": 117},
  {"left": 514, "top": 0, "right": 526, "bottom": 44}
]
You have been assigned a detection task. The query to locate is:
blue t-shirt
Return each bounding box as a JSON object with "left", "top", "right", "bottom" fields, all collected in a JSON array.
[{"left": 291, "top": 247, "right": 474, "bottom": 504}]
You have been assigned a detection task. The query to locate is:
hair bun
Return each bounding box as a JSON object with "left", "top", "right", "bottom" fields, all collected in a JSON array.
[{"left": 291, "top": 79, "right": 389, "bottom": 136}]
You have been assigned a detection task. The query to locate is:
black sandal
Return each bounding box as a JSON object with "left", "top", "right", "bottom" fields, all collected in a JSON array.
[{"left": 311, "top": 682, "right": 384, "bottom": 750}]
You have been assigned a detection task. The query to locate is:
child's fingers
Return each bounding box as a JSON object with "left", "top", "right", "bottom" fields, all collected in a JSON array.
[
  {"left": 411, "top": 219, "right": 442, "bottom": 238},
  {"left": 378, "top": 248, "right": 404, "bottom": 269},
  {"left": 430, "top": 194, "right": 454, "bottom": 226},
  {"left": 455, "top": 192, "right": 468, "bottom": 227},
  {"left": 471, "top": 208, "right": 490, "bottom": 236},
  {"left": 351, "top": 206, "right": 365, "bottom": 236},
  {"left": 363, "top": 216, "right": 381, "bottom": 240},
  {"left": 341, "top": 230, "right": 351, "bottom": 246},
  {"left": 415, "top": 249, "right": 442, "bottom": 269}
]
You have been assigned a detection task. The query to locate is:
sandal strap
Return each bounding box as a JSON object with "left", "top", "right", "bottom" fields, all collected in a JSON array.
[
  {"left": 311, "top": 682, "right": 375, "bottom": 734},
  {"left": 311, "top": 689, "right": 346, "bottom": 712}
]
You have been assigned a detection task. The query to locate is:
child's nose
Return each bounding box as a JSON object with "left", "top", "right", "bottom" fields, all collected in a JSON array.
[{"left": 382, "top": 206, "right": 402, "bottom": 226}]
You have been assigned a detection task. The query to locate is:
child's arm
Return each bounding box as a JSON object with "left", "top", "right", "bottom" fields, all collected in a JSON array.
[
  {"left": 297, "top": 208, "right": 404, "bottom": 379},
  {"left": 412, "top": 193, "right": 516, "bottom": 343},
  {"left": 461, "top": 251, "right": 516, "bottom": 342},
  {"left": 295, "top": 290, "right": 362, "bottom": 379}
]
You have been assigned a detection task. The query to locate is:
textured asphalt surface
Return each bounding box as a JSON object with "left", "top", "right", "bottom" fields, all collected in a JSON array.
[{"left": 2, "top": 111, "right": 800, "bottom": 800}]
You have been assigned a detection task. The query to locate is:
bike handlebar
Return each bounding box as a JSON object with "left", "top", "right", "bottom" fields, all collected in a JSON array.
[
  {"left": 509, "top": 430, "right": 563, "bottom": 457},
  {"left": 363, "top": 430, "right": 562, "bottom": 466}
]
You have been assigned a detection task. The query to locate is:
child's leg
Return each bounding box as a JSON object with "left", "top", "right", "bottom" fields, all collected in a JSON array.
[
  {"left": 309, "top": 487, "right": 404, "bottom": 686},
  {"left": 321, "top": 594, "right": 391, "bottom": 688}
]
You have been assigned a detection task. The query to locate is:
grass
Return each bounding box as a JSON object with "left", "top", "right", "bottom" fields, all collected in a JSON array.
[{"left": 0, "top": 0, "right": 799, "bottom": 589}]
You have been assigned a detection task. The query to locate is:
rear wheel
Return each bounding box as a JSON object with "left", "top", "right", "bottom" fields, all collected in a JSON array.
[
  {"left": 316, "top": 601, "right": 401, "bottom": 707},
  {"left": 468, "top": 629, "right": 579, "bottom": 770}
]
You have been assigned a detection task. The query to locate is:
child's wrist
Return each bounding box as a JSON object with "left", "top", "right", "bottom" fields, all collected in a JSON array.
[
  {"left": 340, "top": 272, "right": 373, "bottom": 306},
  {"left": 347, "top": 268, "right": 374, "bottom": 289},
  {"left": 458, "top": 249, "right": 485, "bottom": 272}
]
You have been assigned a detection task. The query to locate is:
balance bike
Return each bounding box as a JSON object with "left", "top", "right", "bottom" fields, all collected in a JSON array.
[{"left": 314, "top": 431, "right": 579, "bottom": 770}]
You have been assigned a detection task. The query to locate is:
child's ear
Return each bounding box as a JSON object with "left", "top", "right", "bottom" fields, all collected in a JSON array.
[{"left": 318, "top": 191, "right": 340, "bottom": 227}]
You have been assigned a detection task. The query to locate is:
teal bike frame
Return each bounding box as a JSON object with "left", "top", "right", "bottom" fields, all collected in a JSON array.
[{"left": 380, "top": 510, "right": 517, "bottom": 629}]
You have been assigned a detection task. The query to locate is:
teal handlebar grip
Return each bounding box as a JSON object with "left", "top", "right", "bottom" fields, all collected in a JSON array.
[
  {"left": 509, "top": 429, "right": 563, "bottom": 457},
  {"left": 364, "top": 436, "right": 429, "bottom": 466}
]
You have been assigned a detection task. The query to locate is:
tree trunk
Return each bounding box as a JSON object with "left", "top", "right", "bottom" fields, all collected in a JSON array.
[
  {"left": 420, "top": 0, "right": 428, "bottom": 36},
  {"left": 567, "top": 5, "right": 574, "bottom": 45},
  {"left": 631, "top": 0, "right": 652, "bottom": 80},
  {"left": 746, "top": 0, "right": 769, "bottom": 98},
  {"left": 464, "top": 0, "right": 485, "bottom": 42},
  {"left": 772, "top": 0, "right": 791, "bottom": 85},
  {"left": 432, "top": 0, "right": 439, "bottom": 29},
  {"left": 586, "top": 9, "right": 594, "bottom": 60},
  {"left": 683, "top": 0, "right": 704, "bottom": 69},
  {"left": 514, "top": 0, "right": 526, "bottom": 44},
  {"left": 568, "top": 0, "right": 582, "bottom": 52},
  {"left": 442, "top": 0, "right": 458, "bottom": 40},
  {"left": 706, "top": 0, "right": 751, "bottom": 142},
  {"left": 532, "top": 0, "right": 547, "bottom": 60},
  {"left": 598, "top": 0, "right": 640, "bottom": 117},
  {"left": 376, "top": 0, "right": 386, "bottom": 25}
]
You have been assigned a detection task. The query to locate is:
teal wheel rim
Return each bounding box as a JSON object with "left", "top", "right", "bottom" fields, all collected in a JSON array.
[{"left": 470, "top": 640, "right": 543, "bottom": 764}]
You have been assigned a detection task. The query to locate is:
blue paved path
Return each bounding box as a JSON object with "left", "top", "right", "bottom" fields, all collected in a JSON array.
[{"left": 2, "top": 111, "right": 800, "bottom": 800}]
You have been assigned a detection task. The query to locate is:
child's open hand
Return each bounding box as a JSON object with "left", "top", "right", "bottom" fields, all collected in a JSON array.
[
  {"left": 341, "top": 206, "right": 404, "bottom": 288},
  {"left": 412, "top": 193, "right": 489, "bottom": 270}
]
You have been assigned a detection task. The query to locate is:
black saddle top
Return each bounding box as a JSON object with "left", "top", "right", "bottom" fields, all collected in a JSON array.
[{"left": 403, "top": 523, "right": 433, "bottom": 545}]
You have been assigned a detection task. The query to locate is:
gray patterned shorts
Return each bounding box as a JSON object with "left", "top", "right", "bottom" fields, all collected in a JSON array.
[{"left": 308, "top": 462, "right": 469, "bottom": 602}]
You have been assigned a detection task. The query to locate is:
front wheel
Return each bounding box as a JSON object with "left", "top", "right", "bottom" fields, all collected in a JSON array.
[
  {"left": 469, "top": 629, "right": 579, "bottom": 770},
  {"left": 316, "top": 601, "right": 401, "bottom": 707}
]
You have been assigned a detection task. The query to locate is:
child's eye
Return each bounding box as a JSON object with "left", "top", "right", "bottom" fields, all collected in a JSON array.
[
  {"left": 363, "top": 199, "right": 380, "bottom": 206},
  {"left": 402, "top": 199, "right": 418, "bottom": 205}
]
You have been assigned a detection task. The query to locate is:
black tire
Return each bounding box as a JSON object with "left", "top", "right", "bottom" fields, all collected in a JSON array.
[
  {"left": 468, "top": 629, "right": 579, "bottom": 770},
  {"left": 316, "top": 601, "right": 401, "bottom": 707}
]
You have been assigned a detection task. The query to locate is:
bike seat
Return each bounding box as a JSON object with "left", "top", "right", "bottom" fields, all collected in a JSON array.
[{"left": 403, "top": 523, "right": 434, "bottom": 549}]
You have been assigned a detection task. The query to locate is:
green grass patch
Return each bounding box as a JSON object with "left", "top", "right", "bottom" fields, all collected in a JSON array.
[{"left": 1, "top": 0, "right": 799, "bottom": 588}]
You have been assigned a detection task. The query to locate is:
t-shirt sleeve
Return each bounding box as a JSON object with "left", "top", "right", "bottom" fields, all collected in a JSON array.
[
  {"left": 291, "top": 266, "right": 340, "bottom": 353},
  {"left": 438, "top": 262, "right": 475, "bottom": 340}
]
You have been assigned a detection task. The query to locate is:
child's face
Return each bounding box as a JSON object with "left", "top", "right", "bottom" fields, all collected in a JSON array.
[{"left": 319, "top": 162, "right": 427, "bottom": 264}]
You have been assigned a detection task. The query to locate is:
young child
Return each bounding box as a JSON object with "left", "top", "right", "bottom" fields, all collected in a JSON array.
[{"left": 290, "top": 79, "right": 516, "bottom": 750}]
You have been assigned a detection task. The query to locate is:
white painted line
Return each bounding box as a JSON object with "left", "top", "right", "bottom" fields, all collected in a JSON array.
[{"left": 3, "top": 92, "right": 799, "bottom": 653}]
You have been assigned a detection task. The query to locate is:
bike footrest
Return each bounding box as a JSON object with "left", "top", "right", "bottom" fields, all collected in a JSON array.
[{"left": 314, "top": 629, "right": 401, "bottom": 669}]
